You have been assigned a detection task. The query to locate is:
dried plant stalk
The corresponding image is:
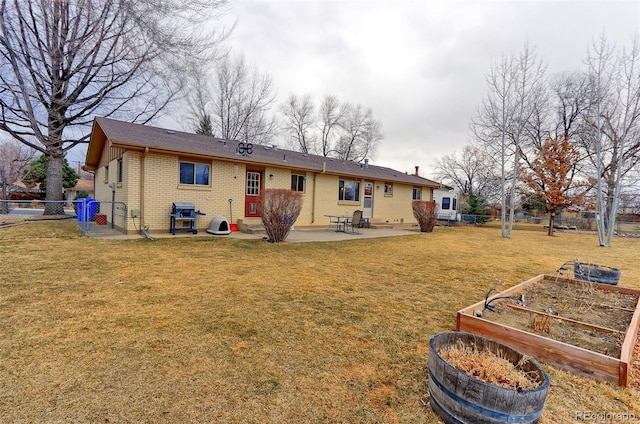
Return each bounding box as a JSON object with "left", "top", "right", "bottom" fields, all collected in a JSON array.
[{"left": 438, "top": 340, "right": 540, "bottom": 392}]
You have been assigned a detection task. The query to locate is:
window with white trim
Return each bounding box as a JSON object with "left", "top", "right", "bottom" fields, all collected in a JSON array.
[
  {"left": 412, "top": 187, "right": 422, "bottom": 200},
  {"left": 442, "top": 197, "right": 451, "bottom": 210},
  {"left": 384, "top": 183, "right": 393, "bottom": 196},
  {"left": 179, "top": 161, "right": 210, "bottom": 186}
]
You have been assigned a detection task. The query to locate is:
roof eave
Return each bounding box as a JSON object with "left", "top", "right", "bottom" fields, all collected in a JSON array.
[{"left": 85, "top": 120, "right": 106, "bottom": 171}]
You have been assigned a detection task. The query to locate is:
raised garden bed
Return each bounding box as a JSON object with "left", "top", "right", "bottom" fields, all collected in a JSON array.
[{"left": 457, "top": 274, "right": 640, "bottom": 386}]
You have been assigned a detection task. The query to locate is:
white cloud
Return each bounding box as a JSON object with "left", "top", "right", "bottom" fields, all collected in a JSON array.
[{"left": 70, "top": 0, "right": 640, "bottom": 179}]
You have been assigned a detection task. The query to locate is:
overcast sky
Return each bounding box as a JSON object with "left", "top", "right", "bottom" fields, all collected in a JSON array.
[
  {"left": 216, "top": 0, "right": 640, "bottom": 176},
  {"left": 71, "top": 0, "right": 640, "bottom": 179}
]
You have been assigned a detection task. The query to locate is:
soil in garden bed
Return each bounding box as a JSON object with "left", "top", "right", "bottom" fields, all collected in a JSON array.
[{"left": 478, "top": 278, "right": 639, "bottom": 359}]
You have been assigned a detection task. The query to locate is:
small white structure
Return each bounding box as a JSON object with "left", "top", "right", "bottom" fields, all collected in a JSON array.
[
  {"left": 207, "top": 215, "right": 231, "bottom": 235},
  {"left": 434, "top": 189, "right": 458, "bottom": 221}
]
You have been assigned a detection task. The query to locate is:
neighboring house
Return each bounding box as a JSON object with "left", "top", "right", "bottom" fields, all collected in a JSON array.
[
  {"left": 64, "top": 179, "right": 95, "bottom": 206},
  {"left": 84, "top": 117, "right": 445, "bottom": 234},
  {"left": 8, "top": 181, "right": 45, "bottom": 201}
]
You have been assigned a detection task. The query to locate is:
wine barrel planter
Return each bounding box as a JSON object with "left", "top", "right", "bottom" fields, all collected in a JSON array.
[
  {"left": 574, "top": 262, "right": 621, "bottom": 285},
  {"left": 428, "top": 332, "right": 550, "bottom": 424}
]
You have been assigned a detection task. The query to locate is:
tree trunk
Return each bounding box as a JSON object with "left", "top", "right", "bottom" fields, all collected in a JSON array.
[
  {"left": 0, "top": 182, "right": 8, "bottom": 214},
  {"left": 44, "top": 152, "right": 65, "bottom": 215},
  {"left": 500, "top": 129, "right": 508, "bottom": 238},
  {"left": 547, "top": 213, "right": 555, "bottom": 236}
]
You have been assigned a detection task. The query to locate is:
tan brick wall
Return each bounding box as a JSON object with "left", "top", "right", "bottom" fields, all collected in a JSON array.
[
  {"left": 372, "top": 183, "right": 417, "bottom": 225},
  {"left": 93, "top": 154, "right": 131, "bottom": 227},
  {"left": 308, "top": 175, "right": 430, "bottom": 226},
  {"left": 264, "top": 168, "right": 316, "bottom": 225},
  {"left": 124, "top": 153, "right": 248, "bottom": 233},
  {"left": 95, "top": 148, "right": 434, "bottom": 233}
]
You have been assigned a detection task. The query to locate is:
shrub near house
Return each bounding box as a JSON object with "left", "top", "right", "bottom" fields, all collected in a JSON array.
[
  {"left": 259, "top": 189, "right": 303, "bottom": 242},
  {"left": 412, "top": 200, "right": 438, "bottom": 232}
]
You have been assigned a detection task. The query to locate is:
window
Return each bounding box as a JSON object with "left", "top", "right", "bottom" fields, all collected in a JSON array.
[
  {"left": 179, "top": 161, "right": 210, "bottom": 185},
  {"left": 117, "top": 159, "right": 123, "bottom": 183},
  {"left": 247, "top": 171, "right": 260, "bottom": 196},
  {"left": 339, "top": 179, "right": 360, "bottom": 201},
  {"left": 103, "top": 165, "right": 109, "bottom": 183},
  {"left": 442, "top": 197, "right": 451, "bottom": 210},
  {"left": 453, "top": 198, "right": 457, "bottom": 211},
  {"left": 384, "top": 183, "right": 393, "bottom": 196},
  {"left": 412, "top": 187, "right": 422, "bottom": 200},
  {"left": 291, "top": 174, "right": 305, "bottom": 192}
]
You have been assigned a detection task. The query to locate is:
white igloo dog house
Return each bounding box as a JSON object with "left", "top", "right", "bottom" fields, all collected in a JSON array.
[{"left": 207, "top": 215, "right": 231, "bottom": 235}]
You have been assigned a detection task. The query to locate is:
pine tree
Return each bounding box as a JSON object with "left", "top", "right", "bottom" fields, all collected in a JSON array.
[
  {"left": 23, "top": 156, "right": 79, "bottom": 190},
  {"left": 195, "top": 114, "right": 214, "bottom": 137}
]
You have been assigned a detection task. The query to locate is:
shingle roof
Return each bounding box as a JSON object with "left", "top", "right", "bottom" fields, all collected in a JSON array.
[
  {"left": 68, "top": 179, "right": 94, "bottom": 192},
  {"left": 87, "top": 117, "right": 444, "bottom": 188}
]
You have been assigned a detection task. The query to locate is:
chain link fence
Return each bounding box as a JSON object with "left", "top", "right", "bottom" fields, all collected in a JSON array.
[
  {"left": 0, "top": 199, "right": 128, "bottom": 237},
  {"left": 539, "top": 216, "right": 640, "bottom": 236},
  {"left": 76, "top": 199, "right": 128, "bottom": 236},
  {"left": 458, "top": 213, "right": 640, "bottom": 236}
]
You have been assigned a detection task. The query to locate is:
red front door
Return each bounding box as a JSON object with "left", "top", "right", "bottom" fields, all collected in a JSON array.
[{"left": 245, "top": 171, "right": 262, "bottom": 217}]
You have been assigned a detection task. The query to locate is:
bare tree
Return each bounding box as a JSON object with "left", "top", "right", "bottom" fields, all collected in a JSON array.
[
  {"left": 550, "top": 72, "right": 592, "bottom": 141},
  {"left": 582, "top": 34, "right": 640, "bottom": 246},
  {"left": 471, "top": 54, "right": 517, "bottom": 236},
  {"left": 0, "top": 137, "right": 35, "bottom": 213},
  {"left": 433, "top": 144, "right": 501, "bottom": 203},
  {"left": 186, "top": 70, "right": 215, "bottom": 136},
  {"left": 359, "top": 115, "right": 384, "bottom": 161},
  {"left": 210, "top": 54, "right": 277, "bottom": 144},
  {"left": 472, "top": 43, "right": 546, "bottom": 238},
  {"left": 0, "top": 0, "right": 228, "bottom": 214},
  {"left": 318, "top": 95, "right": 348, "bottom": 157},
  {"left": 279, "top": 94, "right": 383, "bottom": 162},
  {"left": 335, "top": 104, "right": 383, "bottom": 162},
  {"left": 280, "top": 94, "right": 315, "bottom": 153},
  {"left": 507, "top": 44, "right": 547, "bottom": 234}
]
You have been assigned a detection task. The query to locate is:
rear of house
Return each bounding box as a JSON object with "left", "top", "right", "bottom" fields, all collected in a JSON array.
[{"left": 84, "top": 117, "right": 445, "bottom": 235}]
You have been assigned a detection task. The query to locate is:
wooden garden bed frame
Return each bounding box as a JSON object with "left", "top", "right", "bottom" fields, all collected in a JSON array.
[{"left": 456, "top": 274, "right": 640, "bottom": 386}]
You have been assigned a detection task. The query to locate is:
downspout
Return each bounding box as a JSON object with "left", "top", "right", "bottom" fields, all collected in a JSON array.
[
  {"left": 311, "top": 173, "right": 317, "bottom": 224},
  {"left": 312, "top": 162, "right": 326, "bottom": 224},
  {"left": 140, "top": 147, "right": 148, "bottom": 232}
]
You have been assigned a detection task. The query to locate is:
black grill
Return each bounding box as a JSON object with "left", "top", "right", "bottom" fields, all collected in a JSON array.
[{"left": 170, "top": 202, "right": 205, "bottom": 235}]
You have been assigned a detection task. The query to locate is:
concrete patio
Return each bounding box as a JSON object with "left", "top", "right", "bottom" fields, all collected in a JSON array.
[{"left": 97, "top": 225, "right": 424, "bottom": 242}]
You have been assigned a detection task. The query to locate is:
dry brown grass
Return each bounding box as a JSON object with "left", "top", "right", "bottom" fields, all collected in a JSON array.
[{"left": 0, "top": 220, "right": 639, "bottom": 423}]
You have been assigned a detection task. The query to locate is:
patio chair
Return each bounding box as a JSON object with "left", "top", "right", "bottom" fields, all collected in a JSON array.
[{"left": 345, "top": 210, "right": 362, "bottom": 234}]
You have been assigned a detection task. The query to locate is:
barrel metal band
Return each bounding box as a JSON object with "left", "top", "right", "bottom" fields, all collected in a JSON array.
[
  {"left": 428, "top": 368, "right": 542, "bottom": 423},
  {"left": 429, "top": 388, "right": 465, "bottom": 424}
]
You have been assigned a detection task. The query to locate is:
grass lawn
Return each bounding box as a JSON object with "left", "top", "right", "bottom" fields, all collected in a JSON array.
[{"left": 0, "top": 220, "right": 639, "bottom": 423}]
